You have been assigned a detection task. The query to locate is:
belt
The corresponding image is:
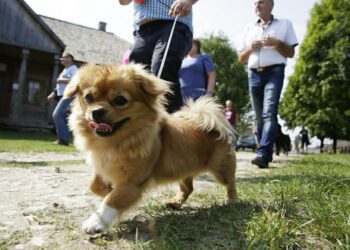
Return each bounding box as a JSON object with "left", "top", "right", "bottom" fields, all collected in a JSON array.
[{"left": 251, "top": 64, "right": 285, "bottom": 72}]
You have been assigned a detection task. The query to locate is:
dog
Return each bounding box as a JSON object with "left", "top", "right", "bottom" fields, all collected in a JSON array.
[
  {"left": 64, "top": 64, "right": 237, "bottom": 235},
  {"left": 275, "top": 125, "right": 291, "bottom": 156}
]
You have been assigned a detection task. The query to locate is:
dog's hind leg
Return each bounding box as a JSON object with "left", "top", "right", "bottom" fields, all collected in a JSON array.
[
  {"left": 90, "top": 174, "right": 112, "bottom": 198},
  {"left": 164, "top": 176, "right": 194, "bottom": 209},
  {"left": 211, "top": 152, "right": 237, "bottom": 203}
]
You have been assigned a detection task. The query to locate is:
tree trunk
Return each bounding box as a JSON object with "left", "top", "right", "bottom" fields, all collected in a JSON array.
[{"left": 320, "top": 137, "right": 324, "bottom": 153}]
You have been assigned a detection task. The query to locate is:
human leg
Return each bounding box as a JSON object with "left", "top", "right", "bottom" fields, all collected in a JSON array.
[
  {"left": 249, "top": 70, "right": 264, "bottom": 143},
  {"left": 151, "top": 22, "right": 192, "bottom": 113},
  {"left": 52, "top": 97, "right": 74, "bottom": 144},
  {"left": 128, "top": 27, "right": 154, "bottom": 68},
  {"left": 255, "top": 66, "right": 285, "bottom": 163}
]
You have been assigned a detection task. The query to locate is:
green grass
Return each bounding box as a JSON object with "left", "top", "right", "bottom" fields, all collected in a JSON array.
[
  {"left": 108, "top": 154, "right": 350, "bottom": 249},
  {"left": 1, "top": 129, "right": 349, "bottom": 249},
  {"left": 0, "top": 130, "right": 76, "bottom": 153}
]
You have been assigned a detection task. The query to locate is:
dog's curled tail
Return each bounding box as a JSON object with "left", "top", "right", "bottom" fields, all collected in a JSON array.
[{"left": 174, "top": 96, "right": 235, "bottom": 143}]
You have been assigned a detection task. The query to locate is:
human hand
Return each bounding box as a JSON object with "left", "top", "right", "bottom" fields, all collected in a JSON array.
[
  {"left": 251, "top": 40, "right": 263, "bottom": 51},
  {"left": 169, "top": 0, "right": 193, "bottom": 17},
  {"left": 261, "top": 35, "right": 280, "bottom": 47},
  {"left": 47, "top": 92, "right": 55, "bottom": 101}
]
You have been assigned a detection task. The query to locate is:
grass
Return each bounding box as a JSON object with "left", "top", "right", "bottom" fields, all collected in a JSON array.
[
  {"left": 110, "top": 154, "right": 350, "bottom": 249},
  {"left": 0, "top": 129, "right": 76, "bottom": 153},
  {"left": 0, "top": 129, "right": 349, "bottom": 249}
]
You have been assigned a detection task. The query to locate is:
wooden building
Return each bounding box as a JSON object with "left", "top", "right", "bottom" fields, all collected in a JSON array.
[{"left": 0, "top": 0, "right": 130, "bottom": 129}]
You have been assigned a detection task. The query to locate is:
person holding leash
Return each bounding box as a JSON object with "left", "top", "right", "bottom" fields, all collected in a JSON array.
[
  {"left": 238, "top": 0, "right": 298, "bottom": 168},
  {"left": 118, "top": 0, "right": 197, "bottom": 113}
]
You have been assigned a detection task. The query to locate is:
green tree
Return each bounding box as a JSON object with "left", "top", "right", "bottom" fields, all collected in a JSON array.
[
  {"left": 200, "top": 33, "right": 250, "bottom": 130},
  {"left": 280, "top": 0, "right": 350, "bottom": 152}
]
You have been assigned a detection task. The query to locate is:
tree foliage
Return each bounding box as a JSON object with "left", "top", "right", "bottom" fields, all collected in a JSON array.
[
  {"left": 280, "top": 0, "right": 350, "bottom": 142},
  {"left": 200, "top": 33, "right": 250, "bottom": 115}
]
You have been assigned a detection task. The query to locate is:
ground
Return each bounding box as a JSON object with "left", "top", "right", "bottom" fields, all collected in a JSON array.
[{"left": 0, "top": 151, "right": 293, "bottom": 249}]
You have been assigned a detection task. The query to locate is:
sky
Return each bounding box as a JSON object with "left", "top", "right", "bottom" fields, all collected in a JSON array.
[{"left": 24, "top": 0, "right": 321, "bottom": 142}]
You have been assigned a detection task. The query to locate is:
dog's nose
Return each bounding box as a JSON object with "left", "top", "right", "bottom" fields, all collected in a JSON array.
[{"left": 92, "top": 108, "right": 106, "bottom": 122}]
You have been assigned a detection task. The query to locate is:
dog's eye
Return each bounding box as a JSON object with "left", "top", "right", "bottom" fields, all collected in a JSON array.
[
  {"left": 85, "top": 93, "right": 94, "bottom": 103},
  {"left": 113, "top": 96, "right": 128, "bottom": 106}
]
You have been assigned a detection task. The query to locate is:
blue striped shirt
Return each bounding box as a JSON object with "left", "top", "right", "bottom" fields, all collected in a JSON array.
[{"left": 133, "top": 0, "right": 193, "bottom": 32}]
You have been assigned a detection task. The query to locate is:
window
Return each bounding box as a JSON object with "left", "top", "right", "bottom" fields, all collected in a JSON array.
[{"left": 23, "top": 79, "right": 45, "bottom": 107}]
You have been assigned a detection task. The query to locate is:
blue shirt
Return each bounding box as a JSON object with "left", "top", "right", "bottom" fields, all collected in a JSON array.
[
  {"left": 179, "top": 54, "right": 215, "bottom": 100},
  {"left": 133, "top": 0, "right": 193, "bottom": 32}
]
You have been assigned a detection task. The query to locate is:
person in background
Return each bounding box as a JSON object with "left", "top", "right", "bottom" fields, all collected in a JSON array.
[
  {"left": 118, "top": 0, "right": 198, "bottom": 113},
  {"left": 224, "top": 100, "right": 238, "bottom": 131},
  {"left": 122, "top": 47, "right": 131, "bottom": 65},
  {"left": 179, "top": 38, "right": 216, "bottom": 103},
  {"left": 238, "top": 0, "right": 298, "bottom": 168},
  {"left": 47, "top": 52, "right": 78, "bottom": 145},
  {"left": 299, "top": 126, "right": 310, "bottom": 153}
]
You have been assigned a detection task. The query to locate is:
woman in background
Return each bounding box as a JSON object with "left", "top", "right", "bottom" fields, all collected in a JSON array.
[{"left": 179, "top": 39, "right": 216, "bottom": 103}]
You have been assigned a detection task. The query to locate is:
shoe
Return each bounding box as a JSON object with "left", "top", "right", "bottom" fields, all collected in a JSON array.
[
  {"left": 251, "top": 157, "right": 269, "bottom": 169},
  {"left": 53, "top": 139, "right": 69, "bottom": 146}
]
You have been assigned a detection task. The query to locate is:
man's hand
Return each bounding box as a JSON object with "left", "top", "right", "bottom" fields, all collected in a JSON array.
[
  {"left": 118, "top": 0, "right": 132, "bottom": 5},
  {"left": 262, "top": 35, "right": 295, "bottom": 58},
  {"left": 261, "top": 35, "right": 280, "bottom": 47},
  {"left": 251, "top": 40, "right": 263, "bottom": 51},
  {"left": 169, "top": 0, "right": 194, "bottom": 17},
  {"left": 47, "top": 92, "right": 55, "bottom": 101}
]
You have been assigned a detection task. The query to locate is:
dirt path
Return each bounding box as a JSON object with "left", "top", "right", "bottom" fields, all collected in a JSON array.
[{"left": 0, "top": 151, "right": 294, "bottom": 249}]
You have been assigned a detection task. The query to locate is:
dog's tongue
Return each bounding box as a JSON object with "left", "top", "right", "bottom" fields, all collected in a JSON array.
[{"left": 88, "top": 121, "right": 112, "bottom": 131}]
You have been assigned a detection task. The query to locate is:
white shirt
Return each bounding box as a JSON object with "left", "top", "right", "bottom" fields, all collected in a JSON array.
[
  {"left": 56, "top": 64, "right": 78, "bottom": 96},
  {"left": 238, "top": 17, "right": 298, "bottom": 69}
]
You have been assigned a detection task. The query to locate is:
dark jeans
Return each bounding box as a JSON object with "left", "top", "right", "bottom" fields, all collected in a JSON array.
[
  {"left": 248, "top": 65, "right": 285, "bottom": 162},
  {"left": 130, "top": 20, "right": 193, "bottom": 113}
]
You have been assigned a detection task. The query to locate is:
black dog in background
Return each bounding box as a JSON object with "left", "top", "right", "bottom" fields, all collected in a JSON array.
[{"left": 275, "top": 124, "right": 291, "bottom": 156}]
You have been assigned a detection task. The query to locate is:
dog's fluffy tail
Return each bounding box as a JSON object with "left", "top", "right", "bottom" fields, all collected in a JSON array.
[{"left": 174, "top": 96, "right": 236, "bottom": 143}]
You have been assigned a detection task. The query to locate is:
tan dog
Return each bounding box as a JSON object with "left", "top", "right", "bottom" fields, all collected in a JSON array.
[{"left": 64, "top": 64, "right": 237, "bottom": 235}]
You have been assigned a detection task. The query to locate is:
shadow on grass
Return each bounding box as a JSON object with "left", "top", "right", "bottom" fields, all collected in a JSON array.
[
  {"left": 1, "top": 161, "right": 49, "bottom": 168},
  {"left": 89, "top": 201, "right": 262, "bottom": 249}
]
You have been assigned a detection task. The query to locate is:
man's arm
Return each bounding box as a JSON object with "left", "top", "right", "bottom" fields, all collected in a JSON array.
[
  {"left": 263, "top": 36, "right": 295, "bottom": 58},
  {"left": 238, "top": 40, "right": 263, "bottom": 64},
  {"left": 118, "top": 0, "right": 132, "bottom": 5}
]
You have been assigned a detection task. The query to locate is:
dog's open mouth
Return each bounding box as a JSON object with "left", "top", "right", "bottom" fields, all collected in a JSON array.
[{"left": 88, "top": 118, "right": 130, "bottom": 137}]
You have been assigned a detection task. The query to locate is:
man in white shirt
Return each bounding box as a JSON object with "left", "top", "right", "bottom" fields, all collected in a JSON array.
[
  {"left": 48, "top": 52, "right": 78, "bottom": 145},
  {"left": 238, "top": 0, "right": 298, "bottom": 168}
]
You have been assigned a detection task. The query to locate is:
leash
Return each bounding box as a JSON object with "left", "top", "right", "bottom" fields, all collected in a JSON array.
[{"left": 157, "top": 14, "right": 179, "bottom": 78}]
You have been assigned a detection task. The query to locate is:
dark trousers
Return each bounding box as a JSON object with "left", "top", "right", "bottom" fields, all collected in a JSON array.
[{"left": 129, "top": 20, "right": 193, "bottom": 113}]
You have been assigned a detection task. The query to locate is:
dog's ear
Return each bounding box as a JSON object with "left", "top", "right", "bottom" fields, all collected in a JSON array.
[
  {"left": 132, "top": 64, "right": 170, "bottom": 97},
  {"left": 139, "top": 75, "right": 170, "bottom": 97},
  {"left": 63, "top": 74, "right": 80, "bottom": 98}
]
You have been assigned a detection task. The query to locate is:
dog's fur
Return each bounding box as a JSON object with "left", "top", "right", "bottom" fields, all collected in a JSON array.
[
  {"left": 64, "top": 64, "right": 237, "bottom": 235},
  {"left": 275, "top": 125, "right": 291, "bottom": 156}
]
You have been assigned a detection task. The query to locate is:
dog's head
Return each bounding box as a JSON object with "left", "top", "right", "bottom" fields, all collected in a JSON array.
[{"left": 65, "top": 63, "right": 169, "bottom": 138}]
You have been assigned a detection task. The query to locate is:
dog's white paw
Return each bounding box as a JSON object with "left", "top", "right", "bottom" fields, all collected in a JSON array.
[
  {"left": 82, "top": 202, "right": 118, "bottom": 235},
  {"left": 82, "top": 213, "right": 107, "bottom": 235}
]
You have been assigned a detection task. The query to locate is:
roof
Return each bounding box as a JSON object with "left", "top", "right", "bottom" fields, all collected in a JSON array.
[
  {"left": 41, "top": 16, "right": 131, "bottom": 65},
  {"left": 0, "top": 0, "right": 65, "bottom": 53}
]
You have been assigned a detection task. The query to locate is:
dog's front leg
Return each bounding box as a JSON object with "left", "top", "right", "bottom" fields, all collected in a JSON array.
[
  {"left": 82, "top": 184, "right": 142, "bottom": 234},
  {"left": 82, "top": 200, "right": 117, "bottom": 235}
]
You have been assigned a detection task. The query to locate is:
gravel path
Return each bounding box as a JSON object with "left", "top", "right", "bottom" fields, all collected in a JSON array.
[{"left": 0, "top": 151, "right": 294, "bottom": 249}]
